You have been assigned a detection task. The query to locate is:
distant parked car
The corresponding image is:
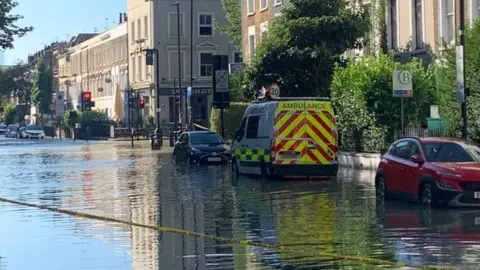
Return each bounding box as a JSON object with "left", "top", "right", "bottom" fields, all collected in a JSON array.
[
  {"left": 24, "top": 124, "right": 45, "bottom": 139},
  {"left": 0, "top": 124, "right": 6, "bottom": 135},
  {"left": 6, "top": 125, "right": 19, "bottom": 138}
]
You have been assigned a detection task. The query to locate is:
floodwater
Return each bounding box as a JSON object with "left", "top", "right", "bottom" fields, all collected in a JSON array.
[{"left": 0, "top": 137, "right": 479, "bottom": 270}]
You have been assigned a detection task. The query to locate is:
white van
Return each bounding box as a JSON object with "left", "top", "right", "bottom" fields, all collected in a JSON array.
[{"left": 231, "top": 97, "right": 338, "bottom": 179}]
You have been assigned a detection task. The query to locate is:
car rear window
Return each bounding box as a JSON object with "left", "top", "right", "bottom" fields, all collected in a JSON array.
[
  {"left": 27, "top": 125, "right": 42, "bottom": 131},
  {"left": 190, "top": 133, "right": 224, "bottom": 145},
  {"left": 423, "top": 142, "right": 477, "bottom": 162}
]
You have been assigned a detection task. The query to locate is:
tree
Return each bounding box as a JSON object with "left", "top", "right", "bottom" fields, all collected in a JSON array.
[
  {"left": 437, "top": 19, "right": 480, "bottom": 140},
  {"left": 217, "top": 0, "right": 241, "bottom": 50},
  {"left": 331, "top": 54, "right": 437, "bottom": 150},
  {"left": 31, "top": 59, "right": 52, "bottom": 117},
  {"left": 0, "top": 63, "right": 33, "bottom": 103},
  {"left": 243, "top": 0, "right": 370, "bottom": 98},
  {"left": 0, "top": 0, "right": 33, "bottom": 49},
  {"left": 3, "top": 103, "right": 17, "bottom": 124}
]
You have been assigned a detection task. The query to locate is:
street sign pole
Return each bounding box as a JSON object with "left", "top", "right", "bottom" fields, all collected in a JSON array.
[
  {"left": 215, "top": 68, "right": 229, "bottom": 138},
  {"left": 392, "top": 70, "right": 413, "bottom": 137}
]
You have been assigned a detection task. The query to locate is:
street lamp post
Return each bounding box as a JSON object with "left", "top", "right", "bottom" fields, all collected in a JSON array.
[
  {"left": 169, "top": 1, "right": 183, "bottom": 131},
  {"left": 189, "top": 0, "right": 193, "bottom": 130}
]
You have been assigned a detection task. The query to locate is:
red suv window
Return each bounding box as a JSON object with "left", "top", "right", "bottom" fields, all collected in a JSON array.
[{"left": 422, "top": 142, "right": 475, "bottom": 162}]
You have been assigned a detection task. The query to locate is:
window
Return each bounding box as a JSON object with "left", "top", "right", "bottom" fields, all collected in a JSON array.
[
  {"left": 423, "top": 142, "right": 475, "bottom": 162},
  {"left": 261, "top": 30, "right": 268, "bottom": 40},
  {"left": 248, "top": 35, "right": 255, "bottom": 61},
  {"left": 442, "top": 0, "right": 455, "bottom": 45},
  {"left": 137, "top": 18, "right": 141, "bottom": 40},
  {"left": 190, "top": 133, "right": 224, "bottom": 145},
  {"left": 199, "top": 53, "right": 213, "bottom": 77},
  {"left": 131, "top": 21, "right": 135, "bottom": 43},
  {"left": 179, "top": 134, "right": 189, "bottom": 143},
  {"left": 168, "top": 97, "right": 180, "bottom": 122},
  {"left": 246, "top": 116, "right": 260, "bottom": 139},
  {"left": 390, "top": 141, "right": 410, "bottom": 159},
  {"left": 131, "top": 56, "right": 136, "bottom": 81},
  {"left": 414, "top": 0, "right": 424, "bottom": 49},
  {"left": 168, "top": 51, "right": 186, "bottom": 80},
  {"left": 144, "top": 16, "right": 148, "bottom": 39},
  {"left": 233, "top": 52, "right": 242, "bottom": 63},
  {"left": 199, "top": 14, "right": 213, "bottom": 36},
  {"left": 138, "top": 55, "right": 142, "bottom": 81},
  {"left": 390, "top": 0, "right": 398, "bottom": 49},
  {"left": 168, "top": 13, "right": 185, "bottom": 37},
  {"left": 260, "top": 0, "right": 267, "bottom": 10},
  {"left": 477, "top": 0, "right": 480, "bottom": 19},
  {"left": 274, "top": 0, "right": 283, "bottom": 6},
  {"left": 247, "top": 0, "right": 255, "bottom": 14},
  {"left": 236, "top": 117, "right": 247, "bottom": 141}
]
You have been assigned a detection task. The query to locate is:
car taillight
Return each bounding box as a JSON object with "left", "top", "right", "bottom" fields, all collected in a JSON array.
[{"left": 270, "top": 139, "right": 275, "bottom": 162}]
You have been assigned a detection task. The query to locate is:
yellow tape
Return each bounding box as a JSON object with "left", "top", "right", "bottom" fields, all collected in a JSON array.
[
  {"left": 0, "top": 197, "right": 457, "bottom": 270},
  {"left": 193, "top": 123, "right": 209, "bottom": 131}
]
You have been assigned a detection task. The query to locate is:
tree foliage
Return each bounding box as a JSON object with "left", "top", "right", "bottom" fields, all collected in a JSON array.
[
  {"left": 3, "top": 103, "right": 16, "bottom": 124},
  {"left": 0, "top": 63, "right": 33, "bottom": 103},
  {"left": 31, "top": 59, "right": 52, "bottom": 115},
  {"left": 243, "top": 0, "right": 370, "bottom": 99},
  {"left": 436, "top": 19, "right": 480, "bottom": 140},
  {"left": 217, "top": 0, "right": 241, "bottom": 50},
  {"left": 331, "top": 54, "right": 437, "bottom": 149},
  {"left": 0, "top": 0, "right": 33, "bottom": 49}
]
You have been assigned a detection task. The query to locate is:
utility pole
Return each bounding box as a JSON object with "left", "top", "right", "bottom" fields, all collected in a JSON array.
[
  {"left": 169, "top": 1, "right": 182, "bottom": 131},
  {"left": 459, "top": 0, "right": 468, "bottom": 138},
  {"left": 189, "top": 0, "right": 193, "bottom": 130}
]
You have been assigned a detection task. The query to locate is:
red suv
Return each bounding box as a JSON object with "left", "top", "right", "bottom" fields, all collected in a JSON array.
[{"left": 376, "top": 137, "right": 480, "bottom": 207}]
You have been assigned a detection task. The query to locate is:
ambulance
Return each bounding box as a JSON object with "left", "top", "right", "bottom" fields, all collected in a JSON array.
[{"left": 231, "top": 97, "right": 338, "bottom": 179}]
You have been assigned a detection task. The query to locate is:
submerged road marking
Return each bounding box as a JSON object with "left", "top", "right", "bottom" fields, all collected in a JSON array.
[{"left": 0, "top": 197, "right": 457, "bottom": 270}]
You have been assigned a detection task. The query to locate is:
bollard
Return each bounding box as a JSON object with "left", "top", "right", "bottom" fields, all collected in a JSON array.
[{"left": 169, "top": 131, "right": 174, "bottom": 147}]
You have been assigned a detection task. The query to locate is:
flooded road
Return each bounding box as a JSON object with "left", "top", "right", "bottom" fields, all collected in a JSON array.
[{"left": 0, "top": 137, "right": 479, "bottom": 269}]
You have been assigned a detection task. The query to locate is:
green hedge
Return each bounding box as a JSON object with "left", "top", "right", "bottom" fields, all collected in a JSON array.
[{"left": 210, "top": 102, "right": 249, "bottom": 140}]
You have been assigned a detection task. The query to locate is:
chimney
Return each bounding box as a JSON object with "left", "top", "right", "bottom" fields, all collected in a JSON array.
[
  {"left": 119, "top": 13, "right": 123, "bottom": 24},
  {"left": 123, "top": 13, "right": 127, "bottom": 22}
]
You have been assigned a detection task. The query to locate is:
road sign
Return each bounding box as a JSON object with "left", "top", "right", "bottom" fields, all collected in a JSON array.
[
  {"left": 392, "top": 70, "right": 413, "bottom": 97},
  {"left": 269, "top": 83, "right": 280, "bottom": 99},
  {"left": 229, "top": 62, "right": 245, "bottom": 74},
  {"left": 215, "top": 70, "right": 229, "bottom": 93}
]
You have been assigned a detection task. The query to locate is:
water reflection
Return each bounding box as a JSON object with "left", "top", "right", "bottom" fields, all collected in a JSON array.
[{"left": 2, "top": 140, "right": 480, "bottom": 269}]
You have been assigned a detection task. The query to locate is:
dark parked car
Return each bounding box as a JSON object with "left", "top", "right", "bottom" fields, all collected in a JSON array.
[
  {"left": 173, "top": 131, "right": 231, "bottom": 164},
  {"left": 376, "top": 136, "right": 480, "bottom": 208},
  {"left": 0, "top": 124, "right": 6, "bottom": 135},
  {"left": 5, "top": 125, "right": 19, "bottom": 138}
]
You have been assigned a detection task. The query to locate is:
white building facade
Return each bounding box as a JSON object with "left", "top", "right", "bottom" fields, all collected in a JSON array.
[
  {"left": 68, "top": 21, "right": 129, "bottom": 121},
  {"left": 128, "top": 0, "right": 238, "bottom": 129}
]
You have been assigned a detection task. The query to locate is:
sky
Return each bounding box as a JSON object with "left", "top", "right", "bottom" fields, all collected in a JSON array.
[{"left": 5, "top": 0, "right": 127, "bottom": 65}]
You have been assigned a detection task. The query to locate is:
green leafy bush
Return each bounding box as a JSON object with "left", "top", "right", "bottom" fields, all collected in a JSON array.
[
  {"left": 210, "top": 102, "right": 249, "bottom": 139},
  {"left": 3, "top": 103, "right": 17, "bottom": 125},
  {"left": 331, "top": 54, "right": 437, "bottom": 150}
]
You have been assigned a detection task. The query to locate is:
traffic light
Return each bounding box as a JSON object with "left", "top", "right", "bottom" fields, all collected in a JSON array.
[
  {"left": 128, "top": 93, "right": 136, "bottom": 108},
  {"left": 83, "top": 91, "right": 92, "bottom": 111},
  {"left": 139, "top": 96, "right": 145, "bottom": 109}
]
